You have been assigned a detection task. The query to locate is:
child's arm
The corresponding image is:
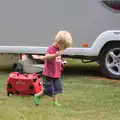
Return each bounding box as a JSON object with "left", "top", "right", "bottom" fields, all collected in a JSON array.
[
  {"left": 32, "top": 51, "right": 63, "bottom": 60},
  {"left": 45, "top": 51, "right": 62, "bottom": 60},
  {"left": 41, "top": 51, "right": 63, "bottom": 60}
]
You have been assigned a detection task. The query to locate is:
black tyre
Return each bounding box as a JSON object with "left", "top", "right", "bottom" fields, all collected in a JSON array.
[{"left": 99, "top": 43, "right": 120, "bottom": 80}]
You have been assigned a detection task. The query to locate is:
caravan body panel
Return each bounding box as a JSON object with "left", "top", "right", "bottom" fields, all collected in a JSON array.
[{"left": 0, "top": 0, "right": 120, "bottom": 49}]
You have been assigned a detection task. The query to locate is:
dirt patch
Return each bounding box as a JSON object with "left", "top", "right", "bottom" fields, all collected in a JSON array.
[{"left": 89, "top": 77, "right": 120, "bottom": 82}]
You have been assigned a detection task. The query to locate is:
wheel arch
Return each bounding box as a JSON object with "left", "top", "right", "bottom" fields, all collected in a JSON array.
[{"left": 98, "top": 40, "right": 120, "bottom": 57}]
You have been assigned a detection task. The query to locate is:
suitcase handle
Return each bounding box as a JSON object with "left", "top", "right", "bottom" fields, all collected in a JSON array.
[
  {"left": 16, "top": 72, "right": 37, "bottom": 78},
  {"left": 16, "top": 72, "right": 28, "bottom": 78}
]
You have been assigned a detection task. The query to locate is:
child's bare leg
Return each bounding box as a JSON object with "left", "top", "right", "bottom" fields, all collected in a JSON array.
[
  {"left": 52, "top": 94, "right": 60, "bottom": 106},
  {"left": 36, "top": 90, "right": 44, "bottom": 96},
  {"left": 52, "top": 94, "right": 57, "bottom": 101},
  {"left": 34, "top": 90, "right": 44, "bottom": 105}
]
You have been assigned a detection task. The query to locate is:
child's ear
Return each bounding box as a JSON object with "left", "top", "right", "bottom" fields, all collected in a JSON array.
[{"left": 56, "top": 31, "right": 59, "bottom": 35}]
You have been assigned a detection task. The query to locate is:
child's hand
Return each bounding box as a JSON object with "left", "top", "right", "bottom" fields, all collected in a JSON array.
[
  {"left": 32, "top": 55, "right": 45, "bottom": 60},
  {"left": 55, "top": 51, "right": 63, "bottom": 57},
  {"left": 44, "top": 51, "right": 63, "bottom": 60},
  {"left": 39, "top": 56, "right": 45, "bottom": 60},
  {"left": 32, "top": 55, "right": 39, "bottom": 59}
]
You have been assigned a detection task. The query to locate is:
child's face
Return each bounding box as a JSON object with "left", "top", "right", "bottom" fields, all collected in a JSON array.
[{"left": 58, "top": 43, "right": 67, "bottom": 50}]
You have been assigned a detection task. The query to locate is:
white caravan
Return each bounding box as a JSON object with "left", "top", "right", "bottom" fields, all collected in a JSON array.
[{"left": 0, "top": 0, "right": 120, "bottom": 79}]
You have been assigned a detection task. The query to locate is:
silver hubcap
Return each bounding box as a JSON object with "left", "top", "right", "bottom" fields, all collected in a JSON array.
[{"left": 106, "top": 48, "right": 120, "bottom": 76}]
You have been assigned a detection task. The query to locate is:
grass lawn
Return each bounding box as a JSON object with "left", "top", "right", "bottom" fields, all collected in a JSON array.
[{"left": 0, "top": 59, "right": 120, "bottom": 120}]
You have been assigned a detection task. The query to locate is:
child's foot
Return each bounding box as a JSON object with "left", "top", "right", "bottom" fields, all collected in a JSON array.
[
  {"left": 52, "top": 101, "right": 61, "bottom": 107},
  {"left": 34, "top": 94, "right": 40, "bottom": 105}
]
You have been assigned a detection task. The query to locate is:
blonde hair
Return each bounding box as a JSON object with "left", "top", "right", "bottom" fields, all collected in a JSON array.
[{"left": 55, "top": 31, "right": 72, "bottom": 48}]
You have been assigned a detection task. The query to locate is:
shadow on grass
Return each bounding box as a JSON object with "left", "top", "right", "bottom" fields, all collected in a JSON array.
[
  {"left": 0, "top": 63, "right": 102, "bottom": 77},
  {"left": 0, "top": 66, "right": 12, "bottom": 73},
  {"left": 63, "top": 64, "right": 102, "bottom": 77}
]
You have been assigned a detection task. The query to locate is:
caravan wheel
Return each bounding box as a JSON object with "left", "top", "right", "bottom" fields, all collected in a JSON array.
[{"left": 99, "top": 43, "right": 120, "bottom": 80}]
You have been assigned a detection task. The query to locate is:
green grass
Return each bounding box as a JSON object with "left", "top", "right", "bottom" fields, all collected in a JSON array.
[{"left": 0, "top": 60, "right": 120, "bottom": 120}]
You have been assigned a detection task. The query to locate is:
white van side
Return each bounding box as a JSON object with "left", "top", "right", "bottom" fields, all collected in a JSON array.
[{"left": 0, "top": 0, "right": 120, "bottom": 79}]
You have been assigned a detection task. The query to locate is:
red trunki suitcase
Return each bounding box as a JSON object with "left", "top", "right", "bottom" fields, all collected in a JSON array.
[{"left": 6, "top": 72, "right": 43, "bottom": 96}]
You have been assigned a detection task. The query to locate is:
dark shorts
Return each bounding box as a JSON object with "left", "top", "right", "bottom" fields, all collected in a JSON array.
[{"left": 42, "top": 76, "right": 63, "bottom": 97}]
